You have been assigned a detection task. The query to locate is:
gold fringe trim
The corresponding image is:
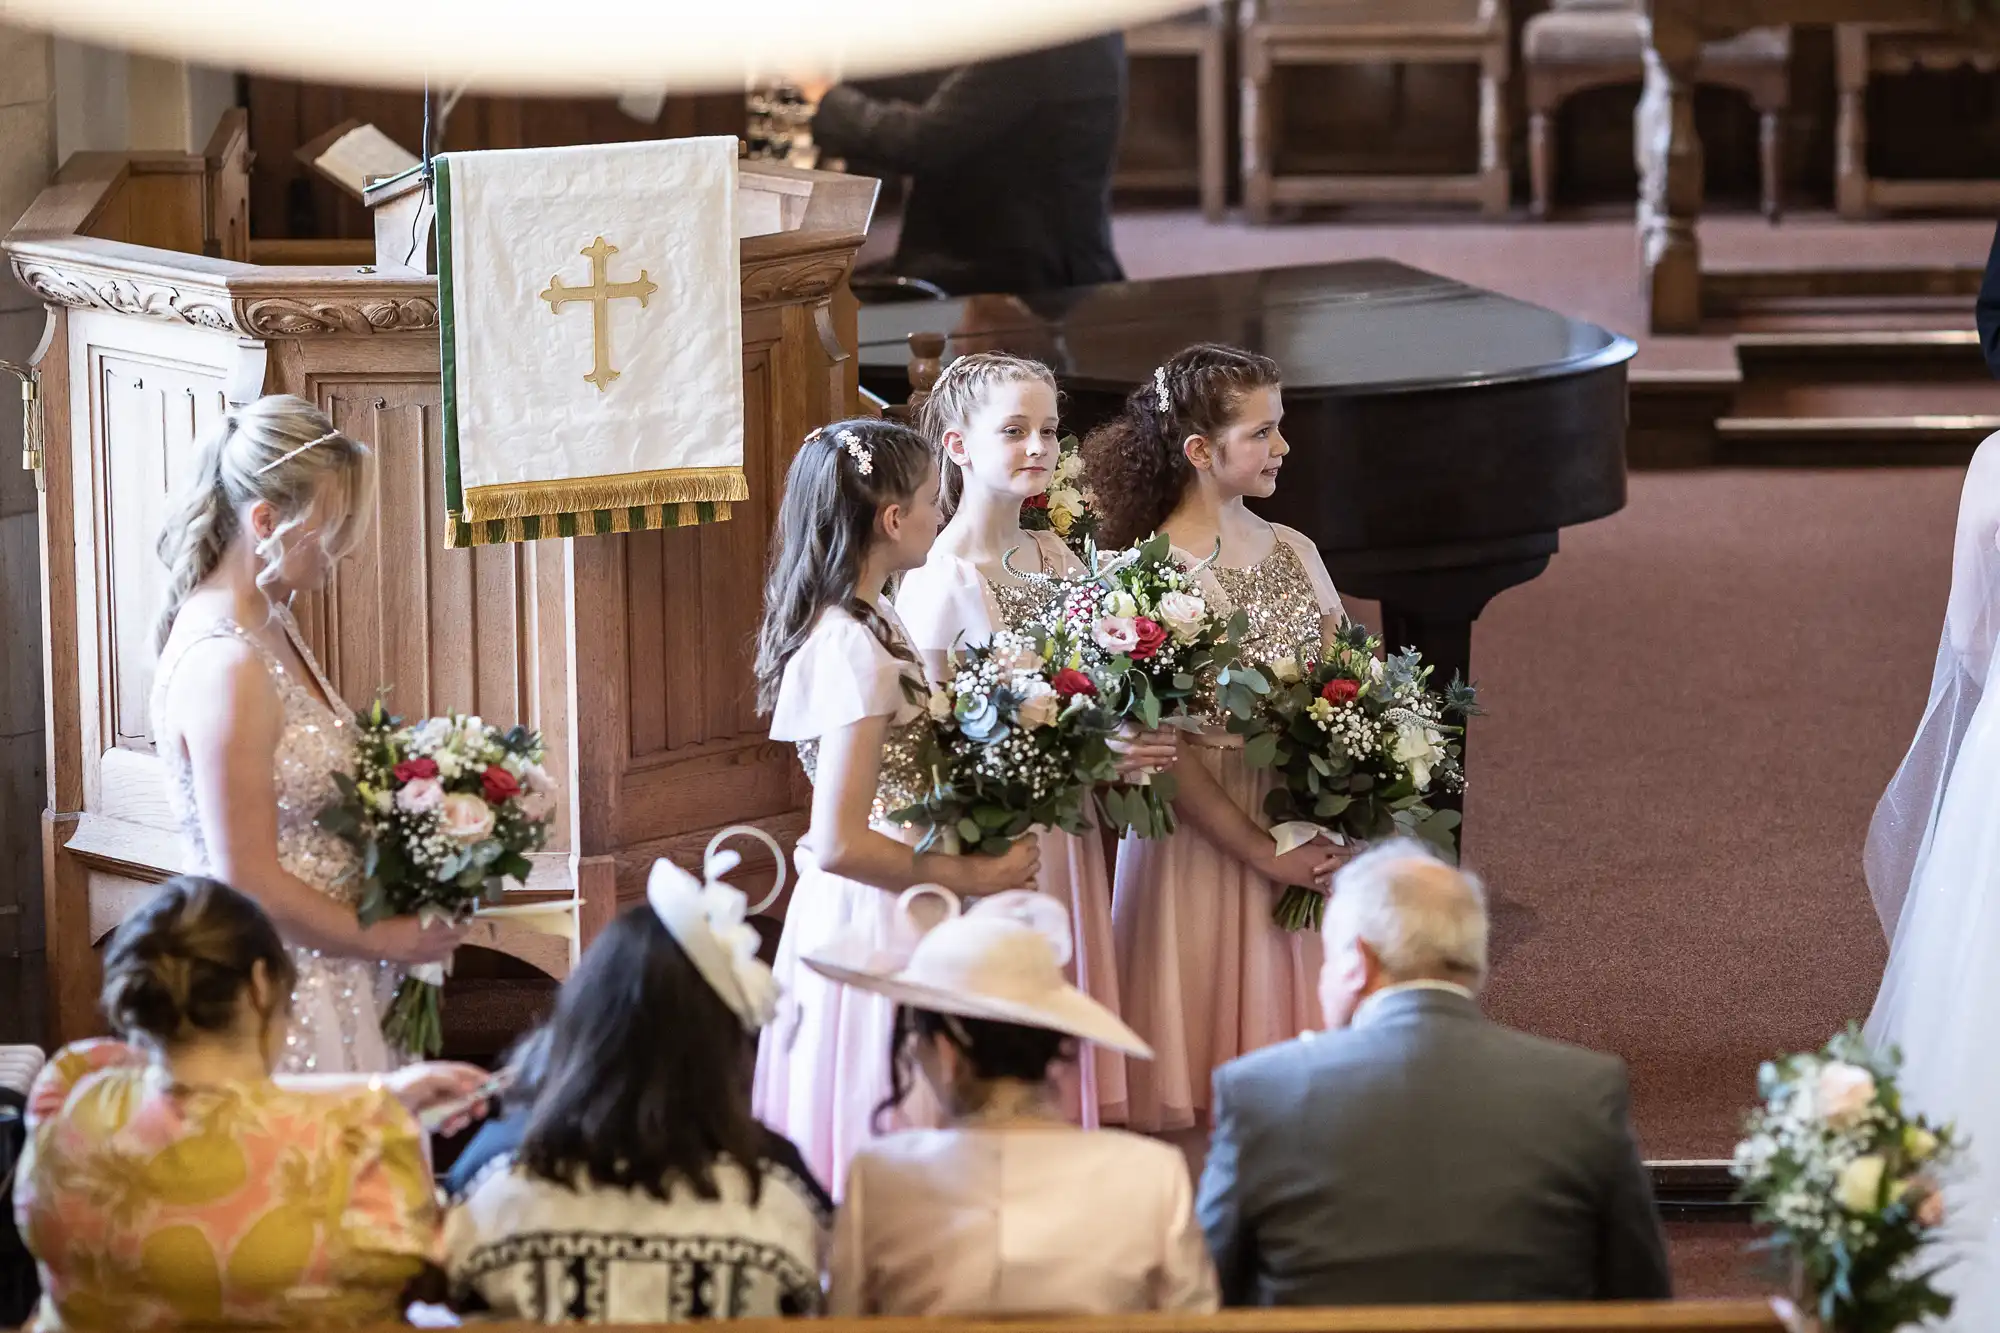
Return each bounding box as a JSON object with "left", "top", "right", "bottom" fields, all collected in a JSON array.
[{"left": 461, "top": 466, "right": 749, "bottom": 523}]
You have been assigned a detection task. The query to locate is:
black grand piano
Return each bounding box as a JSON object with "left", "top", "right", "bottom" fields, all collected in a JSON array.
[{"left": 857, "top": 259, "right": 1635, "bottom": 818}]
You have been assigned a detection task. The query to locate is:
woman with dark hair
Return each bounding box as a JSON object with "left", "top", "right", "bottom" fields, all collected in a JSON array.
[
  {"left": 16, "top": 876, "right": 488, "bottom": 1331},
  {"left": 444, "top": 847, "right": 831, "bottom": 1324},
  {"left": 1080, "top": 343, "right": 1350, "bottom": 1145},
  {"left": 810, "top": 891, "right": 1216, "bottom": 1315}
]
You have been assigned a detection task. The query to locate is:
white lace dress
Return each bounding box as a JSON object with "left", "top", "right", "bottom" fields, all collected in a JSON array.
[{"left": 152, "top": 608, "right": 404, "bottom": 1073}]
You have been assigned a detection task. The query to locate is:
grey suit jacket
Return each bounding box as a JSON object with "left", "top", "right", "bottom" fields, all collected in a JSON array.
[{"left": 1197, "top": 988, "right": 1672, "bottom": 1307}]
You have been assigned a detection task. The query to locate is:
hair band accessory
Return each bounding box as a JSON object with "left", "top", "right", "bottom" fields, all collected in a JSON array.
[
  {"left": 254, "top": 430, "right": 341, "bottom": 476},
  {"left": 803, "top": 426, "right": 825, "bottom": 445},
  {"left": 1153, "top": 366, "right": 1171, "bottom": 413},
  {"left": 838, "top": 428, "right": 873, "bottom": 476}
]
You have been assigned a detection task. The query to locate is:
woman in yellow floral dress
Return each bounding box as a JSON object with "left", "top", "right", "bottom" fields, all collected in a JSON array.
[{"left": 15, "top": 876, "right": 489, "bottom": 1331}]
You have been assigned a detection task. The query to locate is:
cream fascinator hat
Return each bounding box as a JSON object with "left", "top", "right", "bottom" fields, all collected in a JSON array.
[
  {"left": 804, "top": 888, "right": 1153, "bottom": 1059},
  {"left": 646, "top": 825, "right": 787, "bottom": 1031}
]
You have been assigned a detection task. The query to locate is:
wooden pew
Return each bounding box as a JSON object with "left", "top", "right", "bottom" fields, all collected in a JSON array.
[{"left": 384, "top": 1304, "right": 1801, "bottom": 1332}]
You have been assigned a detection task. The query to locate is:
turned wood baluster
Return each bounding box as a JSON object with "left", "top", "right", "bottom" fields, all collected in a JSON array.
[{"left": 1638, "top": 11, "right": 1707, "bottom": 334}]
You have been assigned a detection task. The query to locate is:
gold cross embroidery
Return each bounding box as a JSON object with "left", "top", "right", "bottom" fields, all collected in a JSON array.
[{"left": 539, "top": 236, "right": 659, "bottom": 392}]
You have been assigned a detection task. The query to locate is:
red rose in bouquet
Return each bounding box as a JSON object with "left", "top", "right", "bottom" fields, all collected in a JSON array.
[
  {"left": 481, "top": 765, "right": 522, "bottom": 804},
  {"left": 1052, "top": 668, "right": 1098, "bottom": 700},
  {"left": 1320, "top": 678, "right": 1360, "bottom": 706},
  {"left": 393, "top": 756, "right": 439, "bottom": 783},
  {"left": 1022, "top": 492, "right": 1050, "bottom": 511},
  {"left": 1129, "top": 617, "right": 1168, "bottom": 661}
]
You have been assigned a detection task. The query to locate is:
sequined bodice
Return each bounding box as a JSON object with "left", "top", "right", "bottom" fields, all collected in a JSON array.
[
  {"left": 989, "top": 530, "right": 1079, "bottom": 631},
  {"left": 153, "top": 612, "right": 364, "bottom": 902},
  {"left": 1207, "top": 541, "right": 1325, "bottom": 667},
  {"left": 795, "top": 714, "right": 930, "bottom": 826}
]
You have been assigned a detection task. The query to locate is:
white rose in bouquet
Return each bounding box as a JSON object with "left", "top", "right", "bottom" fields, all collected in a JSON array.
[
  {"left": 1390, "top": 720, "right": 1444, "bottom": 790},
  {"left": 1016, "top": 682, "right": 1061, "bottom": 730},
  {"left": 1816, "top": 1062, "right": 1878, "bottom": 1128},
  {"left": 1156, "top": 590, "right": 1209, "bottom": 642},
  {"left": 1270, "top": 654, "right": 1302, "bottom": 685},
  {"left": 1836, "top": 1155, "right": 1888, "bottom": 1214},
  {"left": 1106, "top": 590, "right": 1140, "bottom": 618},
  {"left": 396, "top": 776, "right": 446, "bottom": 815},
  {"left": 440, "top": 792, "right": 496, "bottom": 843},
  {"left": 927, "top": 687, "right": 954, "bottom": 721}
]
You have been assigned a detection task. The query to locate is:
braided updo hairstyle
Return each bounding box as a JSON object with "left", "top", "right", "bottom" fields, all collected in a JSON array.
[
  {"left": 918, "top": 352, "right": 1060, "bottom": 519},
  {"left": 153, "top": 395, "right": 376, "bottom": 651},
  {"left": 1079, "top": 343, "right": 1281, "bottom": 548},
  {"left": 101, "top": 876, "right": 297, "bottom": 1048}
]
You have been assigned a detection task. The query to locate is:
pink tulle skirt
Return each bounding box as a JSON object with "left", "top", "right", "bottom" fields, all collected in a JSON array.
[{"left": 1111, "top": 740, "right": 1324, "bottom": 1133}]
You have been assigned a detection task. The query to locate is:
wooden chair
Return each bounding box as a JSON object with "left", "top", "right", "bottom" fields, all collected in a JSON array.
[
  {"left": 1118, "top": 4, "right": 1234, "bottom": 221},
  {"left": 1836, "top": 21, "right": 2000, "bottom": 218},
  {"left": 1523, "top": 0, "right": 1790, "bottom": 221},
  {"left": 1238, "top": 0, "right": 1511, "bottom": 223}
]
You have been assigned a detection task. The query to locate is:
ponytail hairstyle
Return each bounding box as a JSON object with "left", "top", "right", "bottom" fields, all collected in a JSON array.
[
  {"left": 154, "top": 394, "right": 377, "bottom": 651},
  {"left": 100, "top": 875, "right": 298, "bottom": 1049},
  {"left": 754, "top": 417, "right": 937, "bottom": 715},
  {"left": 918, "top": 352, "right": 1060, "bottom": 519},
  {"left": 1079, "top": 342, "right": 1282, "bottom": 549}
]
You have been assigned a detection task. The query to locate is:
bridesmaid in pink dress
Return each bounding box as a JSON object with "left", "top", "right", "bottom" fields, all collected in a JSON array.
[
  {"left": 1079, "top": 343, "right": 1350, "bottom": 1142},
  {"left": 750, "top": 418, "right": 1040, "bottom": 1193},
  {"left": 893, "top": 354, "right": 1178, "bottom": 1127}
]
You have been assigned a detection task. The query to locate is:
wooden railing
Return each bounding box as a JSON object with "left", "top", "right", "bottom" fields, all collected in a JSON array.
[{"left": 377, "top": 1304, "right": 1802, "bottom": 1333}]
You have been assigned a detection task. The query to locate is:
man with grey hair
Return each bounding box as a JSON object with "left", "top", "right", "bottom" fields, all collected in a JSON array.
[{"left": 1196, "top": 840, "right": 1671, "bottom": 1307}]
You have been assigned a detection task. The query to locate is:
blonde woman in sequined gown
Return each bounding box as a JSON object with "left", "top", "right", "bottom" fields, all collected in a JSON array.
[
  {"left": 1080, "top": 345, "right": 1350, "bottom": 1141},
  {"left": 150, "top": 396, "right": 462, "bottom": 1074},
  {"left": 751, "top": 418, "right": 1041, "bottom": 1194}
]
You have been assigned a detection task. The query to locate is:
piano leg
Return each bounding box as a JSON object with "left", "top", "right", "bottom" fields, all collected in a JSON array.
[{"left": 1332, "top": 535, "right": 1560, "bottom": 858}]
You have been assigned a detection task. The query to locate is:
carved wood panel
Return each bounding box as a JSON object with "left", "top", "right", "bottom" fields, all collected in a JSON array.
[
  {"left": 292, "top": 381, "right": 533, "bottom": 730},
  {"left": 93, "top": 348, "right": 230, "bottom": 754}
]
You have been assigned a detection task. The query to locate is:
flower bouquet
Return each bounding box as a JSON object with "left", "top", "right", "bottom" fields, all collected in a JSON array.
[
  {"left": 891, "top": 625, "right": 1122, "bottom": 855},
  {"left": 1039, "top": 532, "right": 1264, "bottom": 839},
  {"left": 1733, "top": 1027, "right": 1959, "bottom": 1333},
  {"left": 318, "top": 703, "right": 558, "bottom": 1055},
  {"left": 1018, "top": 434, "right": 1096, "bottom": 557},
  {"left": 1238, "top": 621, "right": 1476, "bottom": 930}
]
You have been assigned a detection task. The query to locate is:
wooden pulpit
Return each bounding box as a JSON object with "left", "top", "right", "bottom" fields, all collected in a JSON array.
[{"left": 4, "top": 123, "right": 877, "bottom": 1043}]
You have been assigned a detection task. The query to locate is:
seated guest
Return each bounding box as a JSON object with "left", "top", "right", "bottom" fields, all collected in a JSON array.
[
  {"left": 444, "top": 859, "right": 830, "bottom": 1323},
  {"left": 803, "top": 34, "right": 1126, "bottom": 295},
  {"left": 1198, "top": 841, "right": 1673, "bottom": 1307},
  {"left": 16, "top": 876, "right": 488, "bottom": 1332},
  {"left": 812, "top": 892, "right": 1218, "bottom": 1315}
]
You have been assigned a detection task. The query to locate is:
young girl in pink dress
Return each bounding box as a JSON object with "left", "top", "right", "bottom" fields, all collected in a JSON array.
[
  {"left": 1080, "top": 343, "right": 1350, "bottom": 1140},
  {"left": 752, "top": 418, "right": 1041, "bottom": 1192},
  {"left": 893, "top": 354, "right": 1178, "bottom": 1127}
]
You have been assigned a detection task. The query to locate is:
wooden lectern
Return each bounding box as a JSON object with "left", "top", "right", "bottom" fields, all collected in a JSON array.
[{"left": 4, "top": 120, "right": 878, "bottom": 1043}]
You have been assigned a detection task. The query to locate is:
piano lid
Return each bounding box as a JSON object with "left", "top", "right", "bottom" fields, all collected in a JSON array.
[{"left": 855, "top": 259, "right": 1636, "bottom": 398}]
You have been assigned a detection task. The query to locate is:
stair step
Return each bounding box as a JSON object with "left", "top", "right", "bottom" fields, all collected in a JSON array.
[
  {"left": 1716, "top": 413, "right": 1997, "bottom": 465},
  {"left": 1706, "top": 263, "right": 1984, "bottom": 317},
  {"left": 1734, "top": 329, "right": 1986, "bottom": 381}
]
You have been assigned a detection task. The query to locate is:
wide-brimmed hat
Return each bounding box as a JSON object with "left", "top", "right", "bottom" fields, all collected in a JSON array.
[{"left": 804, "top": 888, "right": 1153, "bottom": 1059}]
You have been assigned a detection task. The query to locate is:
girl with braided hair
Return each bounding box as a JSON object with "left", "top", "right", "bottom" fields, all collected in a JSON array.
[
  {"left": 151, "top": 395, "right": 462, "bottom": 1074},
  {"left": 894, "top": 352, "right": 1178, "bottom": 1127},
  {"left": 1079, "top": 344, "right": 1352, "bottom": 1139}
]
